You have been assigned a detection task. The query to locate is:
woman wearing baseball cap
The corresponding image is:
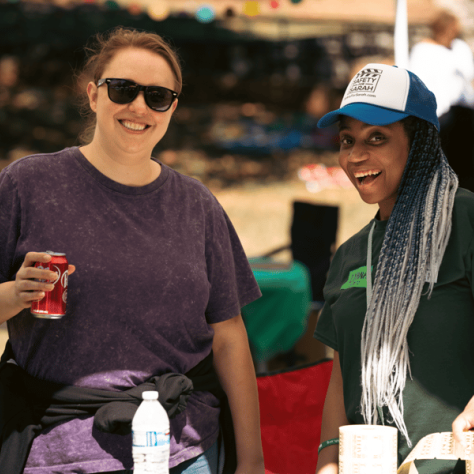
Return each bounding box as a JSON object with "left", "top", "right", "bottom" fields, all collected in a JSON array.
[{"left": 314, "top": 63, "right": 474, "bottom": 473}]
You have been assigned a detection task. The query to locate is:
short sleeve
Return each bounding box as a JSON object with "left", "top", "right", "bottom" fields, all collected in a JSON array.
[
  {"left": 314, "top": 245, "right": 342, "bottom": 351},
  {"left": 314, "top": 296, "right": 338, "bottom": 351},
  {"left": 204, "top": 201, "right": 261, "bottom": 323},
  {"left": 0, "top": 169, "right": 22, "bottom": 284}
]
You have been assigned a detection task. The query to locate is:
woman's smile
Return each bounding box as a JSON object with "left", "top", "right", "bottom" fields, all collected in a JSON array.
[
  {"left": 354, "top": 169, "right": 382, "bottom": 185},
  {"left": 119, "top": 119, "right": 149, "bottom": 132}
]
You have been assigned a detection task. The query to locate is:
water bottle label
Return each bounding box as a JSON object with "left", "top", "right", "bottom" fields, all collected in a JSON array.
[{"left": 133, "top": 430, "right": 170, "bottom": 448}]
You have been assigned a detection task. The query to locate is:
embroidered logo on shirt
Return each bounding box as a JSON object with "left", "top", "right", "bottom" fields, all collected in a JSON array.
[{"left": 341, "top": 266, "right": 373, "bottom": 289}]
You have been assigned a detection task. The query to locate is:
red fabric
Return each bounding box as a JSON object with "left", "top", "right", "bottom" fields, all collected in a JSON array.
[{"left": 257, "top": 359, "right": 333, "bottom": 474}]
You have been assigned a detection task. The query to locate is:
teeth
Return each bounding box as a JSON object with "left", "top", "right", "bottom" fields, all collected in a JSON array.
[
  {"left": 354, "top": 170, "right": 381, "bottom": 178},
  {"left": 121, "top": 120, "right": 147, "bottom": 131}
]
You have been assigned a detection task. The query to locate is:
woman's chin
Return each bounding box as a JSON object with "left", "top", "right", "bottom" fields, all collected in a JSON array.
[{"left": 357, "top": 193, "right": 379, "bottom": 206}]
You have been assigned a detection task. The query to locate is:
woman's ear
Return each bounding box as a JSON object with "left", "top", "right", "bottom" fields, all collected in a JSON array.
[
  {"left": 170, "top": 98, "right": 178, "bottom": 115},
  {"left": 86, "top": 82, "right": 98, "bottom": 113}
]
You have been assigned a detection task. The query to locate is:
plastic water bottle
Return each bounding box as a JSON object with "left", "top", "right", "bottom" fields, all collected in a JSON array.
[{"left": 132, "top": 391, "right": 170, "bottom": 473}]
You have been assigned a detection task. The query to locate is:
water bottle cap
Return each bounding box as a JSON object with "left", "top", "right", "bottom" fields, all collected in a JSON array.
[{"left": 142, "top": 391, "right": 159, "bottom": 400}]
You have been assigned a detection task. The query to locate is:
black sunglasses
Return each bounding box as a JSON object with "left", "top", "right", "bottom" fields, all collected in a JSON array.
[{"left": 97, "top": 78, "right": 178, "bottom": 112}]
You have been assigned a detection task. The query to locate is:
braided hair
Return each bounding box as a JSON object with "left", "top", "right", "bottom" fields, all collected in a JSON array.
[{"left": 360, "top": 117, "right": 458, "bottom": 445}]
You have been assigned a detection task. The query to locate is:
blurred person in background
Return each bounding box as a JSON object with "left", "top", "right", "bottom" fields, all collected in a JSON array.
[
  {"left": 409, "top": 9, "right": 474, "bottom": 191},
  {"left": 0, "top": 56, "right": 19, "bottom": 88},
  {"left": 0, "top": 26, "right": 264, "bottom": 474},
  {"left": 315, "top": 63, "right": 474, "bottom": 473}
]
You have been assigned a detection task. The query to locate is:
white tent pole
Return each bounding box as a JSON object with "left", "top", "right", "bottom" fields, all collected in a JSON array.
[{"left": 394, "top": 0, "right": 409, "bottom": 68}]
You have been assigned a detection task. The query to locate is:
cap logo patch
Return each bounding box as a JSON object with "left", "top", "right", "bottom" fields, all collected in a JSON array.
[
  {"left": 316, "top": 62, "right": 440, "bottom": 130},
  {"left": 347, "top": 68, "right": 383, "bottom": 96}
]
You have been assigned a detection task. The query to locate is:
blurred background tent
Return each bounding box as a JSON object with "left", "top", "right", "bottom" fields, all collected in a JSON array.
[{"left": 0, "top": 0, "right": 437, "bottom": 181}]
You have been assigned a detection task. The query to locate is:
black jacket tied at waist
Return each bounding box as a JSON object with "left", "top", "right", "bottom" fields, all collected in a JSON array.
[{"left": 0, "top": 340, "right": 236, "bottom": 474}]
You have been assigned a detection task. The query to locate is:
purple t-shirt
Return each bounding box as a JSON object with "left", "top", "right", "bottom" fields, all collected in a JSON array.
[{"left": 0, "top": 147, "right": 261, "bottom": 473}]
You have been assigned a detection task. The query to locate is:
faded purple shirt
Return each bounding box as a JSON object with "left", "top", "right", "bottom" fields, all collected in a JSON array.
[{"left": 0, "top": 147, "right": 261, "bottom": 473}]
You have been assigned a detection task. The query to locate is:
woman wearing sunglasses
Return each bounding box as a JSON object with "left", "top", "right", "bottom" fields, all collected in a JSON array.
[
  {"left": 315, "top": 63, "right": 474, "bottom": 474},
  {"left": 0, "top": 27, "right": 264, "bottom": 474}
]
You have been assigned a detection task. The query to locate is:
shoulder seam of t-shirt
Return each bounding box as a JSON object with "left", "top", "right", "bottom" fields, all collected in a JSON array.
[
  {"left": 2, "top": 165, "right": 16, "bottom": 187},
  {"left": 3, "top": 155, "right": 31, "bottom": 188},
  {"left": 170, "top": 169, "right": 227, "bottom": 219},
  {"left": 5, "top": 149, "right": 68, "bottom": 174},
  {"left": 172, "top": 167, "right": 216, "bottom": 195}
]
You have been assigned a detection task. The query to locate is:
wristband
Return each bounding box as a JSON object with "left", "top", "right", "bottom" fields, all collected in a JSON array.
[{"left": 318, "top": 437, "right": 339, "bottom": 455}]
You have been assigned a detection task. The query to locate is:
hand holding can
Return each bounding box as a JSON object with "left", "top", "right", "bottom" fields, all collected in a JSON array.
[
  {"left": 30, "top": 251, "right": 69, "bottom": 319},
  {"left": 12, "top": 252, "right": 75, "bottom": 318}
]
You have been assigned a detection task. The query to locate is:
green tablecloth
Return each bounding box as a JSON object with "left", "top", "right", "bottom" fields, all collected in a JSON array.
[{"left": 241, "top": 258, "right": 312, "bottom": 362}]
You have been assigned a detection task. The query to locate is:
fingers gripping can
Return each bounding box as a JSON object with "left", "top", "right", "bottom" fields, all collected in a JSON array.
[{"left": 31, "top": 251, "right": 68, "bottom": 319}]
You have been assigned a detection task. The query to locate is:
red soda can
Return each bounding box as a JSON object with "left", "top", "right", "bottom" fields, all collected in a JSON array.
[{"left": 31, "top": 251, "right": 69, "bottom": 319}]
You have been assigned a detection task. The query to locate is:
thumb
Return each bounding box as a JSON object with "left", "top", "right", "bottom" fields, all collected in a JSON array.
[{"left": 453, "top": 414, "right": 474, "bottom": 448}]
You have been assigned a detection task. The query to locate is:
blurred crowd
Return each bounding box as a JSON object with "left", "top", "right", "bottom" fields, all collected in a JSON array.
[
  {"left": 0, "top": 0, "right": 429, "bottom": 187},
  {"left": 0, "top": 54, "right": 82, "bottom": 163}
]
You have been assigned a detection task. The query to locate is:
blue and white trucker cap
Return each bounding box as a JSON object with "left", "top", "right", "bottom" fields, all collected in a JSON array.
[{"left": 318, "top": 63, "right": 439, "bottom": 130}]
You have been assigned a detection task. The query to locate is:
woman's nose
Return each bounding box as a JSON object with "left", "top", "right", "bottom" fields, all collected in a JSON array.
[
  {"left": 128, "top": 91, "right": 148, "bottom": 114},
  {"left": 348, "top": 143, "right": 368, "bottom": 162}
]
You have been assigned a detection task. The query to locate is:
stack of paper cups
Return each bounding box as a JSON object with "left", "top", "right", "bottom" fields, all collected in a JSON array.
[{"left": 339, "top": 425, "right": 398, "bottom": 474}]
